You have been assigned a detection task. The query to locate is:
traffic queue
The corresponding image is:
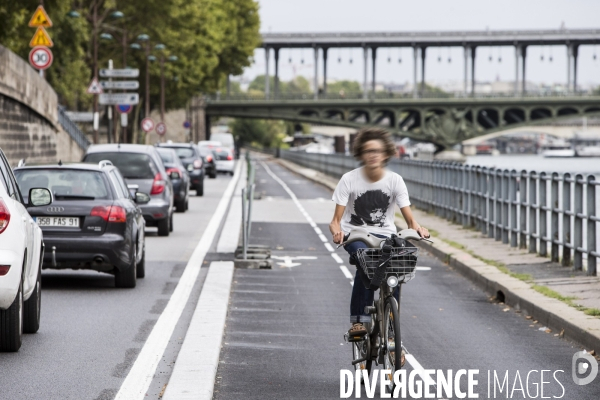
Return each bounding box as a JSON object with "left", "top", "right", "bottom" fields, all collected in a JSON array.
[{"left": 0, "top": 138, "right": 236, "bottom": 352}]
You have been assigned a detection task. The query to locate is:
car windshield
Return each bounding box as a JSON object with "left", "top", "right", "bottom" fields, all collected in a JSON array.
[
  {"left": 197, "top": 147, "right": 214, "bottom": 157},
  {"left": 15, "top": 169, "right": 110, "bottom": 201},
  {"left": 84, "top": 152, "right": 158, "bottom": 179},
  {"left": 168, "top": 147, "right": 195, "bottom": 159},
  {"left": 157, "top": 148, "right": 176, "bottom": 163},
  {"left": 215, "top": 149, "right": 231, "bottom": 160}
]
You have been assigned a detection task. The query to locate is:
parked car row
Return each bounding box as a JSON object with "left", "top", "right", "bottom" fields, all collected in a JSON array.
[{"left": 0, "top": 139, "right": 234, "bottom": 351}]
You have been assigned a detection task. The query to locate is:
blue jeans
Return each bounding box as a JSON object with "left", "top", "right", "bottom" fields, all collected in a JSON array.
[{"left": 344, "top": 233, "right": 400, "bottom": 324}]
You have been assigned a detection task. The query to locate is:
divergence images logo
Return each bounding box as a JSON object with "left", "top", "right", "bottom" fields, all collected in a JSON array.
[{"left": 572, "top": 351, "right": 598, "bottom": 386}]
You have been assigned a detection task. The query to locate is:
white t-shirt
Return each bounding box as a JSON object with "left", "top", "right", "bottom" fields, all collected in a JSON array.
[{"left": 332, "top": 167, "right": 411, "bottom": 236}]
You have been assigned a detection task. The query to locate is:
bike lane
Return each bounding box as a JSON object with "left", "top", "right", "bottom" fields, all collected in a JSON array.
[{"left": 214, "top": 157, "right": 599, "bottom": 400}]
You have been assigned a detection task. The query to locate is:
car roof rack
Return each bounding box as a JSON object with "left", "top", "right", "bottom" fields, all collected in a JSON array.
[{"left": 98, "top": 160, "right": 113, "bottom": 168}]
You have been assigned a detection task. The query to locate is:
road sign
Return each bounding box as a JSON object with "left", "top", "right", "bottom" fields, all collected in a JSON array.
[
  {"left": 117, "top": 104, "right": 132, "bottom": 114},
  {"left": 29, "top": 27, "right": 53, "bottom": 47},
  {"left": 156, "top": 122, "right": 167, "bottom": 136},
  {"left": 29, "top": 46, "right": 53, "bottom": 70},
  {"left": 86, "top": 78, "right": 103, "bottom": 94},
  {"left": 141, "top": 118, "right": 155, "bottom": 133},
  {"left": 99, "top": 69, "right": 139, "bottom": 78},
  {"left": 65, "top": 112, "right": 94, "bottom": 122},
  {"left": 99, "top": 93, "right": 139, "bottom": 105},
  {"left": 28, "top": 6, "right": 53, "bottom": 28},
  {"left": 183, "top": 121, "right": 191, "bottom": 129},
  {"left": 99, "top": 80, "right": 139, "bottom": 90}
]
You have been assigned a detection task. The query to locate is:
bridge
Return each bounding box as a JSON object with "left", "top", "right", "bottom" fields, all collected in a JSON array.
[
  {"left": 205, "top": 94, "right": 600, "bottom": 148},
  {"left": 256, "top": 28, "right": 600, "bottom": 99}
]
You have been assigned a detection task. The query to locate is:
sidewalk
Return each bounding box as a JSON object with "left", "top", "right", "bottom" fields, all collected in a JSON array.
[{"left": 276, "top": 157, "right": 600, "bottom": 356}]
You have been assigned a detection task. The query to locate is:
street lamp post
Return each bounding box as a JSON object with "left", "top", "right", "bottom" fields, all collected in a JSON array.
[{"left": 136, "top": 34, "right": 151, "bottom": 121}]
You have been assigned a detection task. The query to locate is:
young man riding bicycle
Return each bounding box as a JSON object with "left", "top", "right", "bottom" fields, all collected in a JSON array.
[{"left": 329, "top": 128, "right": 430, "bottom": 338}]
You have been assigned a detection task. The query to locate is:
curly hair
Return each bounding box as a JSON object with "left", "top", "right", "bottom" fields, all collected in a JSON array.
[{"left": 352, "top": 128, "right": 397, "bottom": 162}]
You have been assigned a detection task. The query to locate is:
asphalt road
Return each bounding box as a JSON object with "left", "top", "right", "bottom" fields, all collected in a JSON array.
[
  {"left": 214, "top": 158, "right": 600, "bottom": 400},
  {"left": 0, "top": 173, "right": 234, "bottom": 400}
]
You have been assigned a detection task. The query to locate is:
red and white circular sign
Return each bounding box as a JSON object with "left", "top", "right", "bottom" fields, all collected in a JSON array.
[
  {"left": 29, "top": 46, "right": 53, "bottom": 70},
  {"left": 141, "top": 117, "right": 154, "bottom": 133},
  {"left": 156, "top": 122, "right": 167, "bottom": 136}
]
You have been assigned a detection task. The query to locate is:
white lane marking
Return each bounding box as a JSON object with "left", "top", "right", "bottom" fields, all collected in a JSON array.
[
  {"left": 314, "top": 227, "right": 323, "bottom": 235},
  {"left": 331, "top": 253, "right": 344, "bottom": 264},
  {"left": 114, "top": 162, "right": 242, "bottom": 400},
  {"left": 404, "top": 353, "right": 437, "bottom": 388},
  {"left": 216, "top": 196, "right": 243, "bottom": 253},
  {"left": 416, "top": 266, "right": 431, "bottom": 271},
  {"left": 271, "top": 255, "right": 317, "bottom": 268},
  {"left": 162, "top": 262, "right": 235, "bottom": 400},
  {"left": 340, "top": 265, "right": 354, "bottom": 280},
  {"left": 318, "top": 233, "right": 328, "bottom": 243},
  {"left": 324, "top": 243, "right": 335, "bottom": 252}
]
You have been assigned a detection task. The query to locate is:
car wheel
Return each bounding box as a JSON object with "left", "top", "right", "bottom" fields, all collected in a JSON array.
[
  {"left": 136, "top": 242, "right": 145, "bottom": 279},
  {"left": 210, "top": 172, "right": 217, "bottom": 179},
  {"left": 229, "top": 171, "right": 234, "bottom": 176},
  {"left": 115, "top": 244, "right": 137, "bottom": 288},
  {"left": 169, "top": 213, "right": 174, "bottom": 232},
  {"left": 23, "top": 266, "right": 41, "bottom": 334},
  {"left": 157, "top": 217, "right": 170, "bottom": 236},
  {"left": 196, "top": 183, "right": 204, "bottom": 196},
  {"left": 176, "top": 198, "right": 186, "bottom": 213},
  {"left": 0, "top": 278, "right": 23, "bottom": 352}
]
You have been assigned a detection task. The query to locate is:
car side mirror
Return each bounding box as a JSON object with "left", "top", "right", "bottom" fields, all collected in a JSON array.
[
  {"left": 127, "top": 184, "right": 139, "bottom": 199},
  {"left": 135, "top": 192, "right": 151, "bottom": 205},
  {"left": 28, "top": 188, "right": 52, "bottom": 207}
]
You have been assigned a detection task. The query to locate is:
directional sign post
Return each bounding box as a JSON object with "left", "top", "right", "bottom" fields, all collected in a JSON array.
[
  {"left": 99, "top": 69, "right": 140, "bottom": 78},
  {"left": 141, "top": 118, "right": 155, "bottom": 133},
  {"left": 156, "top": 122, "right": 167, "bottom": 136},
  {"left": 99, "top": 81, "right": 139, "bottom": 90},
  {"left": 99, "top": 93, "right": 139, "bottom": 105},
  {"left": 29, "top": 46, "right": 53, "bottom": 70}
]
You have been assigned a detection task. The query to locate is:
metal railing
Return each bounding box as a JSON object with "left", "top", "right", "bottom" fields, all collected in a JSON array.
[
  {"left": 280, "top": 150, "right": 599, "bottom": 276},
  {"left": 57, "top": 106, "right": 91, "bottom": 151},
  {"left": 241, "top": 153, "right": 256, "bottom": 260}
]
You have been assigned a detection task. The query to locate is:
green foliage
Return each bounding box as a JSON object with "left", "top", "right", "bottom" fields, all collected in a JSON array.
[
  {"left": 249, "top": 75, "right": 311, "bottom": 94},
  {"left": 328, "top": 80, "right": 361, "bottom": 94},
  {"left": 229, "top": 118, "right": 288, "bottom": 148}
]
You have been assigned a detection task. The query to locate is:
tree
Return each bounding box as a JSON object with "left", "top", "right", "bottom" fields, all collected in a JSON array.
[
  {"left": 328, "top": 80, "right": 361, "bottom": 95},
  {"left": 230, "top": 118, "right": 288, "bottom": 148}
]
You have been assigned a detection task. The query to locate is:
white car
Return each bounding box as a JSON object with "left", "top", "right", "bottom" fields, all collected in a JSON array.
[
  {"left": 0, "top": 151, "right": 52, "bottom": 352},
  {"left": 213, "top": 147, "right": 235, "bottom": 175}
]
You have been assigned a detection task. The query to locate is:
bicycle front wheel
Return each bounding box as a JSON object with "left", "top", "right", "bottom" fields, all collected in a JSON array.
[
  {"left": 351, "top": 337, "right": 372, "bottom": 382},
  {"left": 382, "top": 296, "right": 403, "bottom": 388}
]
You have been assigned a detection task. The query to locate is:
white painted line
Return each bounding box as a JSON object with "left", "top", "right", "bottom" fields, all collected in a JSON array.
[
  {"left": 331, "top": 253, "right": 344, "bottom": 264},
  {"left": 162, "top": 262, "right": 235, "bottom": 400},
  {"left": 405, "top": 353, "right": 437, "bottom": 388},
  {"left": 216, "top": 196, "right": 242, "bottom": 253},
  {"left": 318, "top": 233, "right": 328, "bottom": 243},
  {"left": 340, "top": 265, "right": 354, "bottom": 280},
  {"left": 416, "top": 266, "right": 431, "bottom": 271},
  {"left": 114, "top": 162, "right": 242, "bottom": 400},
  {"left": 324, "top": 242, "right": 335, "bottom": 252},
  {"left": 309, "top": 222, "right": 317, "bottom": 228},
  {"left": 314, "top": 227, "right": 323, "bottom": 235}
]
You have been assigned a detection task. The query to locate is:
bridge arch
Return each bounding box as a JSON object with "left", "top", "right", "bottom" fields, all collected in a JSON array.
[
  {"left": 557, "top": 107, "right": 580, "bottom": 117},
  {"left": 503, "top": 108, "right": 526, "bottom": 125},
  {"left": 530, "top": 107, "right": 553, "bottom": 121}
]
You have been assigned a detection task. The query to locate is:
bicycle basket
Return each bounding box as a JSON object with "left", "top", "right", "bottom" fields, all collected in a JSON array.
[{"left": 355, "top": 247, "right": 419, "bottom": 284}]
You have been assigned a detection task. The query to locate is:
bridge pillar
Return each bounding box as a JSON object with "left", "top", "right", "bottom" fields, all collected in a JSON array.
[
  {"left": 572, "top": 45, "right": 579, "bottom": 92},
  {"left": 514, "top": 45, "right": 520, "bottom": 95},
  {"left": 323, "top": 48, "right": 328, "bottom": 95},
  {"left": 421, "top": 47, "right": 426, "bottom": 97},
  {"left": 463, "top": 46, "right": 468, "bottom": 94},
  {"left": 274, "top": 48, "right": 280, "bottom": 99},
  {"left": 363, "top": 46, "right": 368, "bottom": 99},
  {"left": 470, "top": 47, "right": 476, "bottom": 96},
  {"left": 521, "top": 46, "right": 527, "bottom": 94},
  {"left": 372, "top": 47, "right": 377, "bottom": 95},
  {"left": 265, "top": 47, "right": 270, "bottom": 99},
  {"left": 413, "top": 46, "right": 418, "bottom": 98},
  {"left": 314, "top": 47, "right": 319, "bottom": 100}
]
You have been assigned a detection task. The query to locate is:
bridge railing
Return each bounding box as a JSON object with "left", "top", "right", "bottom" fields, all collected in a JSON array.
[
  {"left": 280, "top": 149, "right": 599, "bottom": 276},
  {"left": 207, "top": 90, "right": 596, "bottom": 102},
  {"left": 58, "top": 106, "right": 91, "bottom": 151}
]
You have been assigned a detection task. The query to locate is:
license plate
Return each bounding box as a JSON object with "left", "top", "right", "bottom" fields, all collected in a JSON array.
[{"left": 35, "top": 216, "right": 80, "bottom": 228}]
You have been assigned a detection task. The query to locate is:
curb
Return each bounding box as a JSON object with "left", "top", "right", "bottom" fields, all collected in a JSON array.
[{"left": 275, "top": 157, "right": 600, "bottom": 353}]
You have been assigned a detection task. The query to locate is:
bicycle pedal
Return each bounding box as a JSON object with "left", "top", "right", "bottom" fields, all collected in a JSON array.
[{"left": 348, "top": 335, "right": 367, "bottom": 343}]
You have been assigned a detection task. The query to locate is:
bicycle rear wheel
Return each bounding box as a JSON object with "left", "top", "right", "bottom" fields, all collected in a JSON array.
[
  {"left": 382, "top": 295, "right": 402, "bottom": 391},
  {"left": 351, "top": 337, "right": 372, "bottom": 382}
]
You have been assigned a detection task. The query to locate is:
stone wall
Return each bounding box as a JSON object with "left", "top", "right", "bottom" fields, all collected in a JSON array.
[{"left": 0, "top": 45, "right": 84, "bottom": 166}]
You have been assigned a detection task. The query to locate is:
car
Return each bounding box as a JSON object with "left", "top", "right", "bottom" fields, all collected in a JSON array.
[
  {"left": 156, "top": 147, "right": 190, "bottom": 212},
  {"left": 156, "top": 143, "right": 205, "bottom": 196},
  {"left": 82, "top": 144, "right": 174, "bottom": 236},
  {"left": 14, "top": 161, "right": 148, "bottom": 289},
  {"left": 0, "top": 149, "right": 52, "bottom": 352},
  {"left": 198, "top": 140, "right": 222, "bottom": 150},
  {"left": 197, "top": 146, "right": 217, "bottom": 179},
  {"left": 214, "top": 147, "right": 235, "bottom": 175},
  {"left": 208, "top": 132, "right": 238, "bottom": 159}
]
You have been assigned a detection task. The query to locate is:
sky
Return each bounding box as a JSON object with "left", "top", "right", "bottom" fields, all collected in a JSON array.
[{"left": 237, "top": 0, "right": 600, "bottom": 89}]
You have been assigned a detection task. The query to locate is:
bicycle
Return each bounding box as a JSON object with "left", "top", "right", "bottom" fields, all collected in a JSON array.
[{"left": 341, "top": 228, "right": 430, "bottom": 393}]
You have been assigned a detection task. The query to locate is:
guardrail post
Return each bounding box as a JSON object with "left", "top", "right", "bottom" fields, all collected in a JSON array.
[
  {"left": 574, "top": 174, "right": 584, "bottom": 270},
  {"left": 495, "top": 169, "right": 502, "bottom": 241},
  {"left": 528, "top": 171, "right": 537, "bottom": 253},
  {"left": 562, "top": 173, "right": 572, "bottom": 267},
  {"left": 551, "top": 173, "right": 560, "bottom": 262},
  {"left": 480, "top": 167, "right": 488, "bottom": 235},
  {"left": 587, "top": 175, "right": 597, "bottom": 276},
  {"left": 462, "top": 165, "right": 470, "bottom": 227},
  {"left": 488, "top": 168, "right": 496, "bottom": 239},
  {"left": 472, "top": 167, "right": 480, "bottom": 230},
  {"left": 241, "top": 187, "right": 247, "bottom": 260},
  {"left": 509, "top": 169, "right": 518, "bottom": 247},
  {"left": 502, "top": 169, "right": 510, "bottom": 244},
  {"left": 539, "top": 172, "right": 548, "bottom": 257},
  {"left": 519, "top": 170, "right": 528, "bottom": 249}
]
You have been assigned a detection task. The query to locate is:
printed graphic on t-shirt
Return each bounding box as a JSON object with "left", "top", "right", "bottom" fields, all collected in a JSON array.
[{"left": 349, "top": 189, "right": 391, "bottom": 227}]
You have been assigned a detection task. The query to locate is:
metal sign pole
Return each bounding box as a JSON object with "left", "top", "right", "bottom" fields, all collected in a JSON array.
[{"left": 242, "top": 188, "right": 248, "bottom": 260}]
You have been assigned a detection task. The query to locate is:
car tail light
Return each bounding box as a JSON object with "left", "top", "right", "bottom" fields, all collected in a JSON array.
[
  {"left": 91, "top": 206, "right": 126, "bottom": 223},
  {"left": 151, "top": 173, "right": 166, "bottom": 195},
  {"left": 226, "top": 154, "right": 233, "bottom": 161},
  {"left": 0, "top": 265, "right": 10, "bottom": 276},
  {"left": 193, "top": 159, "right": 202, "bottom": 169},
  {"left": 166, "top": 167, "right": 183, "bottom": 176},
  {"left": 0, "top": 199, "right": 11, "bottom": 234},
  {"left": 206, "top": 155, "right": 213, "bottom": 162}
]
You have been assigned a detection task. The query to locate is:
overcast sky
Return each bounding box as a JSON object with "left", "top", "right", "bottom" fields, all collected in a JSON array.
[{"left": 238, "top": 0, "right": 600, "bottom": 89}]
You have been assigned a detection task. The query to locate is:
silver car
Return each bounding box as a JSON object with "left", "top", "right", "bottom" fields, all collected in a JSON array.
[{"left": 83, "top": 144, "right": 174, "bottom": 236}]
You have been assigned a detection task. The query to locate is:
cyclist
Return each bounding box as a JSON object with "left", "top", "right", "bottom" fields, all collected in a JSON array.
[{"left": 329, "top": 128, "right": 430, "bottom": 338}]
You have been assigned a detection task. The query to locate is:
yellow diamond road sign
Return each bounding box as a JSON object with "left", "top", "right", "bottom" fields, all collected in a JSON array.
[
  {"left": 28, "top": 6, "right": 53, "bottom": 28},
  {"left": 29, "top": 27, "right": 53, "bottom": 48}
]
